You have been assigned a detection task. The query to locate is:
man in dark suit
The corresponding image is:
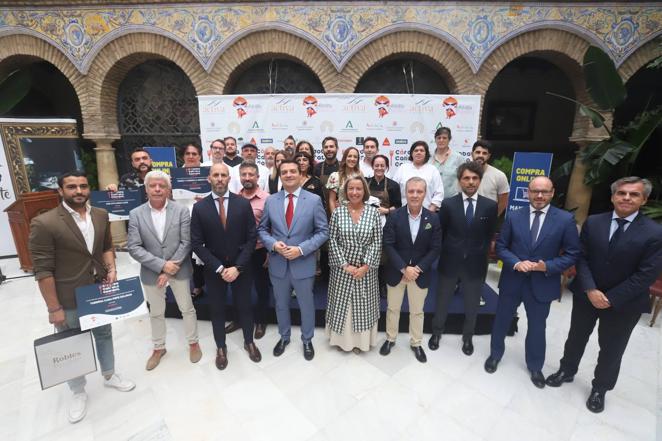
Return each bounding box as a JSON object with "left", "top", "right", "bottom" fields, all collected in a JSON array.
[
  {"left": 546, "top": 177, "right": 662, "bottom": 412},
  {"left": 191, "top": 162, "right": 261, "bottom": 370},
  {"left": 485, "top": 176, "right": 580, "bottom": 388},
  {"left": 429, "top": 161, "right": 497, "bottom": 355},
  {"left": 380, "top": 177, "right": 442, "bottom": 363},
  {"left": 29, "top": 171, "right": 135, "bottom": 424}
]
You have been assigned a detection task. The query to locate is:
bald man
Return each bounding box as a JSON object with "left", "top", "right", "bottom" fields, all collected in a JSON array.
[{"left": 485, "top": 177, "right": 580, "bottom": 389}]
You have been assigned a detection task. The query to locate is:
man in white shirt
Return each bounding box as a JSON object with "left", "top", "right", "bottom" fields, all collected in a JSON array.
[
  {"left": 229, "top": 143, "right": 269, "bottom": 193},
  {"left": 127, "top": 170, "right": 201, "bottom": 371},
  {"left": 472, "top": 140, "right": 510, "bottom": 216},
  {"left": 359, "top": 136, "right": 379, "bottom": 178},
  {"left": 202, "top": 139, "right": 225, "bottom": 166}
]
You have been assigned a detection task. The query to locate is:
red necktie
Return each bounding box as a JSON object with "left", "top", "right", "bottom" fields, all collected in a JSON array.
[{"left": 286, "top": 193, "right": 294, "bottom": 229}]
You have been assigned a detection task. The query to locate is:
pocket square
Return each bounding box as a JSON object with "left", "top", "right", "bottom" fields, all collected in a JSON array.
[{"left": 424, "top": 223, "right": 432, "bottom": 230}]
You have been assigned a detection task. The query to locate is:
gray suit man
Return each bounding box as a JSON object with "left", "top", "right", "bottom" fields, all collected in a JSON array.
[{"left": 127, "top": 170, "right": 201, "bottom": 371}]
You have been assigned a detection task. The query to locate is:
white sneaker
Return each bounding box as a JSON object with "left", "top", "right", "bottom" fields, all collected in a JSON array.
[
  {"left": 103, "top": 373, "right": 136, "bottom": 392},
  {"left": 68, "top": 392, "right": 87, "bottom": 424}
]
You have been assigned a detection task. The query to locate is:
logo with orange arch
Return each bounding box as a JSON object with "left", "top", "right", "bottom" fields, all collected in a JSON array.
[{"left": 233, "top": 96, "right": 248, "bottom": 118}]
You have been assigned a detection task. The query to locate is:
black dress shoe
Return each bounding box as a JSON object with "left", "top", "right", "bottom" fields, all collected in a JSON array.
[
  {"left": 484, "top": 356, "right": 499, "bottom": 373},
  {"left": 411, "top": 346, "right": 427, "bottom": 363},
  {"left": 586, "top": 390, "right": 606, "bottom": 413},
  {"left": 273, "top": 339, "right": 290, "bottom": 357},
  {"left": 545, "top": 369, "right": 574, "bottom": 387},
  {"left": 215, "top": 347, "right": 228, "bottom": 370},
  {"left": 462, "top": 339, "right": 474, "bottom": 356},
  {"left": 225, "top": 321, "right": 240, "bottom": 334},
  {"left": 530, "top": 370, "right": 546, "bottom": 389},
  {"left": 379, "top": 341, "right": 395, "bottom": 356},
  {"left": 428, "top": 334, "right": 440, "bottom": 351},
  {"left": 254, "top": 324, "right": 266, "bottom": 340},
  {"left": 244, "top": 342, "right": 262, "bottom": 363},
  {"left": 303, "top": 342, "right": 315, "bottom": 361}
]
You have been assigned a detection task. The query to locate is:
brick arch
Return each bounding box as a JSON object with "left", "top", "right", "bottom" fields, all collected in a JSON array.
[
  {"left": 208, "top": 30, "right": 338, "bottom": 94},
  {"left": 618, "top": 38, "right": 662, "bottom": 83},
  {"left": 342, "top": 31, "right": 473, "bottom": 94},
  {"left": 0, "top": 34, "right": 85, "bottom": 117},
  {"left": 85, "top": 32, "right": 208, "bottom": 136}
]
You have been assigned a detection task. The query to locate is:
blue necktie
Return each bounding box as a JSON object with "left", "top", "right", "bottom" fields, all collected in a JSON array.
[
  {"left": 465, "top": 198, "right": 474, "bottom": 226},
  {"left": 530, "top": 210, "right": 542, "bottom": 244},
  {"left": 608, "top": 218, "right": 628, "bottom": 254}
]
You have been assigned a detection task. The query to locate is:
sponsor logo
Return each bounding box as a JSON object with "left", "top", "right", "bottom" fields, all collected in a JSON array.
[
  {"left": 442, "top": 96, "right": 458, "bottom": 119},
  {"left": 342, "top": 98, "right": 366, "bottom": 112},
  {"left": 250, "top": 137, "right": 257, "bottom": 144},
  {"left": 251, "top": 121, "right": 260, "bottom": 129},
  {"left": 345, "top": 121, "right": 354, "bottom": 129},
  {"left": 232, "top": 96, "right": 248, "bottom": 118},
  {"left": 409, "top": 98, "right": 434, "bottom": 113},
  {"left": 382, "top": 138, "right": 391, "bottom": 147},
  {"left": 355, "top": 136, "right": 364, "bottom": 145},
  {"left": 303, "top": 95, "right": 318, "bottom": 117},
  {"left": 201, "top": 99, "right": 225, "bottom": 113},
  {"left": 395, "top": 139, "right": 408, "bottom": 145},
  {"left": 375, "top": 95, "right": 390, "bottom": 118},
  {"left": 260, "top": 138, "right": 273, "bottom": 143}
]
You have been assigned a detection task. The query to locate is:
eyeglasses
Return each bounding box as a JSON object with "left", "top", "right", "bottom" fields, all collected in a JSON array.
[{"left": 530, "top": 190, "right": 553, "bottom": 195}]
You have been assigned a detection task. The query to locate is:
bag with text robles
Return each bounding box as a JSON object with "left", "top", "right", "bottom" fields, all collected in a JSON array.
[{"left": 33, "top": 328, "right": 97, "bottom": 390}]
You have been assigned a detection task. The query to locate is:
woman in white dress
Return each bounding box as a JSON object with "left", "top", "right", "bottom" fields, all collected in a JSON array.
[{"left": 326, "top": 146, "right": 362, "bottom": 212}]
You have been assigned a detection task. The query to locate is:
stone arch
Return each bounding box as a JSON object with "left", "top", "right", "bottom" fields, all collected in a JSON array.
[
  {"left": 0, "top": 34, "right": 86, "bottom": 119},
  {"left": 342, "top": 31, "right": 473, "bottom": 94},
  {"left": 208, "top": 30, "right": 338, "bottom": 93},
  {"left": 85, "top": 32, "right": 208, "bottom": 136},
  {"left": 618, "top": 38, "right": 662, "bottom": 83}
]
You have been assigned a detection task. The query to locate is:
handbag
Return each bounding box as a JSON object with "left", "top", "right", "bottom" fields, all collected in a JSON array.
[{"left": 33, "top": 327, "right": 97, "bottom": 390}]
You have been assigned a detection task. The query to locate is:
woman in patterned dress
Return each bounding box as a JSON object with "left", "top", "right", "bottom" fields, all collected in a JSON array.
[
  {"left": 326, "top": 176, "right": 382, "bottom": 353},
  {"left": 326, "top": 146, "right": 362, "bottom": 213}
]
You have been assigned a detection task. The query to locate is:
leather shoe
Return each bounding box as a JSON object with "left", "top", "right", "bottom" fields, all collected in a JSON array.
[
  {"left": 530, "top": 370, "right": 546, "bottom": 389},
  {"left": 484, "top": 356, "right": 499, "bottom": 373},
  {"left": 254, "top": 324, "right": 267, "bottom": 340},
  {"left": 379, "top": 340, "right": 395, "bottom": 356},
  {"left": 462, "top": 339, "right": 474, "bottom": 356},
  {"left": 411, "top": 346, "right": 427, "bottom": 363},
  {"left": 244, "top": 342, "right": 262, "bottom": 363},
  {"left": 545, "top": 369, "right": 574, "bottom": 387},
  {"left": 428, "top": 334, "right": 440, "bottom": 351},
  {"left": 303, "top": 342, "right": 315, "bottom": 361},
  {"left": 215, "top": 347, "right": 228, "bottom": 370},
  {"left": 586, "top": 390, "right": 605, "bottom": 413},
  {"left": 225, "top": 321, "right": 240, "bottom": 334},
  {"left": 273, "top": 339, "right": 289, "bottom": 357},
  {"left": 145, "top": 349, "right": 166, "bottom": 371},
  {"left": 189, "top": 343, "right": 202, "bottom": 363}
]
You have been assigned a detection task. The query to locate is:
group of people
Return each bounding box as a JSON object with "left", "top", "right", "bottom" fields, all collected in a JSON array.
[{"left": 28, "top": 131, "right": 662, "bottom": 425}]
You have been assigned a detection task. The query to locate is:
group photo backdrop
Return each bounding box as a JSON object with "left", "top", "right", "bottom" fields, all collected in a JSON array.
[{"left": 198, "top": 94, "right": 481, "bottom": 168}]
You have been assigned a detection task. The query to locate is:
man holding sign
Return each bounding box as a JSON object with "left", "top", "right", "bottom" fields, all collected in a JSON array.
[{"left": 29, "top": 171, "right": 135, "bottom": 424}]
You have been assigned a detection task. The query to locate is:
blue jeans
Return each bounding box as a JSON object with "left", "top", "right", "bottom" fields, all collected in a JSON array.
[{"left": 56, "top": 309, "right": 115, "bottom": 393}]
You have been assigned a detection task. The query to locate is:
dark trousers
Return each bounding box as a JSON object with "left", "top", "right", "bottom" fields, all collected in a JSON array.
[
  {"left": 205, "top": 268, "right": 254, "bottom": 348},
  {"left": 432, "top": 269, "right": 484, "bottom": 340},
  {"left": 251, "top": 247, "right": 270, "bottom": 324},
  {"left": 559, "top": 294, "right": 641, "bottom": 392},
  {"left": 191, "top": 251, "right": 205, "bottom": 289},
  {"left": 490, "top": 282, "right": 551, "bottom": 371}
]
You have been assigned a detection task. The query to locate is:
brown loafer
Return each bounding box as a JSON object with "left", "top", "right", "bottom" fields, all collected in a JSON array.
[
  {"left": 225, "top": 321, "right": 240, "bottom": 334},
  {"left": 189, "top": 342, "right": 202, "bottom": 363},
  {"left": 146, "top": 349, "right": 166, "bottom": 371},
  {"left": 254, "top": 324, "right": 267, "bottom": 340},
  {"left": 215, "top": 347, "right": 228, "bottom": 370},
  {"left": 244, "top": 342, "right": 262, "bottom": 363}
]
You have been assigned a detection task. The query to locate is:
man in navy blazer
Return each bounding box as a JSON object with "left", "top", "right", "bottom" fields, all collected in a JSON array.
[
  {"left": 546, "top": 177, "right": 662, "bottom": 412},
  {"left": 485, "top": 176, "right": 580, "bottom": 388},
  {"left": 380, "top": 177, "right": 441, "bottom": 363},
  {"left": 258, "top": 159, "right": 329, "bottom": 360},
  {"left": 191, "top": 163, "right": 262, "bottom": 370},
  {"left": 429, "top": 161, "right": 498, "bottom": 356}
]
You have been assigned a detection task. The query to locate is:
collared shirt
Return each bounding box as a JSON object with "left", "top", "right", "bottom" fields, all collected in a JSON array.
[
  {"left": 212, "top": 190, "right": 230, "bottom": 216},
  {"left": 462, "top": 192, "right": 478, "bottom": 217},
  {"left": 118, "top": 170, "right": 145, "bottom": 189},
  {"left": 283, "top": 186, "right": 302, "bottom": 214},
  {"left": 393, "top": 162, "right": 445, "bottom": 208},
  {"left": 240, "top": 188, "right": 269, "bottom": 249},
  {"left": 359, "top": 160, "right": 374, "bottom": 179},
  {"left": 609, "top": 210, "right": 638, "bottom": 239},
  {"left": 529, "top": 204, "right": 551, "bottom": 242},
  {"left": 149, "top": 199, "right": 168, "bottom": 242},
  {"left": 229, "top": 163, "right": 270, "bottom": 194},
  {"left": 62, "top": 201, "right": 94, "bottom": 254},
  {"left": 429, "top": 150, "right": 466, "bottom": 198},
  {"left": 407, "top": 206, "right": 423, "bottom": 243}
]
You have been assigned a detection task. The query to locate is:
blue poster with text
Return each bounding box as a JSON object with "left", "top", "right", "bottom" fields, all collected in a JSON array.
[
  {"left": 506, "top": 152, "right": 553, "bottom": 216},
  {"left": 144, "top": 147, "right": 177, "bottom": 173}
]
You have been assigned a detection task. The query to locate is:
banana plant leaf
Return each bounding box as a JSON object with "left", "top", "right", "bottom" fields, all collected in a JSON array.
[{"left": 583, "top": 46, "right": 626, "bottom": 111}]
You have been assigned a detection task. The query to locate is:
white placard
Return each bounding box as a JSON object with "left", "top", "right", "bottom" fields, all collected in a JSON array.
[{"left": 198, "top": 93, "right": 481, "bottom": 168}]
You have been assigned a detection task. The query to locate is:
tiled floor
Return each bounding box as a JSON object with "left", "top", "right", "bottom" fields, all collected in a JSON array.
[{"left": 0, "top": 253, "right": 659, "bottom": 441}]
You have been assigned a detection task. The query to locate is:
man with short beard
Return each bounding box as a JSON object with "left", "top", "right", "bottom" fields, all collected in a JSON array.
[
  {"left": 105, "top": 147, "right": 152, "bottom": 192},
  {"left": 471, "top": 140, "right": 510, "bottom": 216},
  {"left": 223, "top": 136, "right": 242, "bottom": 167},
  {"left": 283, "top": 135, "right": 296, "bottom": 157}
]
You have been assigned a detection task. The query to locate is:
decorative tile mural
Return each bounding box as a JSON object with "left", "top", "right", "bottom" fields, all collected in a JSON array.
[{"left": 0, "top": 3, "right": 659, "bottom": 73}]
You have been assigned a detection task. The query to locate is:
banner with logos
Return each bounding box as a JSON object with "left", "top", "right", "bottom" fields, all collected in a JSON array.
[
  {"left": 506, "top": 152, "right": 554, "bottom": 215},
  {"left": 0, "top": 132, "right": 17, "bottom": 256},
  {"left": 198, "top": 94, "right": 481, "bottom": 169}
]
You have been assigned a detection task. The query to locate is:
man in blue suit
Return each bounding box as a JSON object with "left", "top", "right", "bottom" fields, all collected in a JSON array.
[
  {"left": 380, "top": 177, "right": 441, "bottom": 363},
  {"left": 258, "top": 159, "right": 329, "bottom": 360},
  {"left": 546, "top": 177, "right": 662, "bottom": 412},
  {"left": 485, "top": 176, "right": 580, "bottom": 388},
  {"left": 191, "top": 163, "right": 262, "bottom": 370}
]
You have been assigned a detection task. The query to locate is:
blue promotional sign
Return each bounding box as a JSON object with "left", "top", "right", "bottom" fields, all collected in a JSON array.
[
  {"left": 170, "top": 166, "right": 210, "bottom": 199},
  {"left": 506, "top": 152, "right": 554, "bottom": 215},
  {"left": 75, "top": 276, "right": 148, "bottom": 330},
  {"left": 89, "top": 189, "right": 144, "bottom": 221},
  {"left": 144, "top": 147, "right": 177, "bottom": 173}
]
